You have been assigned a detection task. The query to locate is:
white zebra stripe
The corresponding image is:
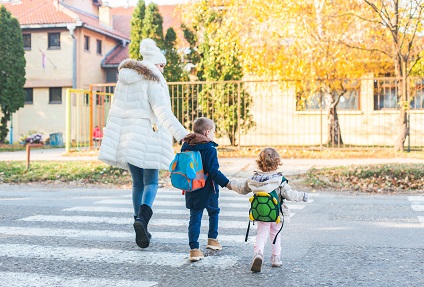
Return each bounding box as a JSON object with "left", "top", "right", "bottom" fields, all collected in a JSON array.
[
  {"left": 62, "top": 206, "right": 249, "bottom": 217},
  {"left": 63, "top": 206, "right": 134, "bottom": 213},
  {"left": 0, "top": 243, "right": 238, "bottom": 268},
  {"left": 0, "top": 226, "right": 252, "bottom": 244},
  {"left": 151, "top": 193, "right": 314, "bottom": 203},
  {"left": 407, "top": 196, "right": 424, "bottom": 202},
  {"left": 20, "top": 215, "right": 250, "bottom": 229},
  {"left": 134, "top": 189, "right": 320, "bottom": 197},
  {"left": 412, "top": 205, "right": 424, "bottom": 212},
  {"left": 94, "top": 199, "right": 307, "bottom": 210},
  {"left": 145, "top": 193, "right": 247, "bottom": 201},
  {"left": 0, "top": 272, "right": 157, "bottom": 287},
  {"left": 418, "top": 216, "right": 424, "bottom": 224}
]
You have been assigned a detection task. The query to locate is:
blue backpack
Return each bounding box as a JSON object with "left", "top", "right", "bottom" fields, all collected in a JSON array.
[{"left": 169, "top": 150, "right": 207, "bottom": 192}]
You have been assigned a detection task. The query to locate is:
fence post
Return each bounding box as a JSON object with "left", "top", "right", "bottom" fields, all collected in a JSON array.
[
  {"left": 320, "top": 93, "right": 323, "bottom": 151},
  {"left": 89, "top": 86, "right": 93, "bottom": 150},
  {"left": 26, "top": 143, "right": 43, "bottom": 170},
  {"left": 65, "top": 89, "right": 71, "bottom": 153},
  {"left": 26, "top": 144, "right": 30, "bottom": 170},
  {"left": 237, "top": 81, "right": 241, "bottom": 149}
]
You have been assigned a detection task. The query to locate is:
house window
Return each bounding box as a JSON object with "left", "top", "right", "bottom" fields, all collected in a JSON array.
[
  {"left": 84, "top": 36, "right": 90, "bottom": 51},
  {"left": 48, "top": 33, "right": 60, "bottom": 49},
  {"left": 96, "top": 39, "right": 102, "bottom": 55},
  {"left": 410, "top": 92, "right": 424, "bottom": 109},
  {"left": 338, "top": 89, "right": 359, "bottom": 110},
  {"left": 23, "top": 34, "right": 31, "bottom": 50},
  {"left": 296, "top": 81, "right": 360, "bottom": 111},
  {"left": 373, "top": 79, "right": 399, "bottom": 110},
  {"left": 49, "top": 87, "right": 62, "bottom": 104},
  {"left": 24, "top": 88, "right": 33, "bottom": 104},
  {"left": 106, "top": 69, "right": 117, "bottom": 83}
]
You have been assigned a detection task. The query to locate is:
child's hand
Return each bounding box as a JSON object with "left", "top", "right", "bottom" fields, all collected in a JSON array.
[
  {"left": 226, "top": 182, "right": 233, "bottom": 190},
  {"left": 303, "top": 192, "right": 309, "bottom": 202}
]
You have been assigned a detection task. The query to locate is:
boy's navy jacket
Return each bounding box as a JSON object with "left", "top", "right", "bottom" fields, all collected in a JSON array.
[{"left": 181, "top": 134, "right": 229, "bottom": 210}]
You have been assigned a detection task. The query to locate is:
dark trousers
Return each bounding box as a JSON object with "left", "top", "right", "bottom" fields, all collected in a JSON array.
[{"left": 188, "top": 194, "right": 220, "bottom": 249}]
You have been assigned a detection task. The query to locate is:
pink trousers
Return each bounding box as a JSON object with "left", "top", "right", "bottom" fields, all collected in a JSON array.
[{"left": 254, "top": 221, "right": 282, "bottom": 256}]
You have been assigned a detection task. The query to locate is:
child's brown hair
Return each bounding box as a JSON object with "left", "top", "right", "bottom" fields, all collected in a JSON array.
[
  {"left": 256, "top": 147, "right": 282, "bottom": 172},
  {"left": 193, "top": 117, "right": 215, "bottom": 135}
]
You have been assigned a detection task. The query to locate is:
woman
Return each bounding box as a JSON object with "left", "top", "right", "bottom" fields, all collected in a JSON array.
[{"left": 98, "top": 38, "right": 188, "bottom": 248}]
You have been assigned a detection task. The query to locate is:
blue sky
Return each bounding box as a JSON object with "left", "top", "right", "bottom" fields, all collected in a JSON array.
[{"left": 108, "top": 0, "right": 188, "bottom": 7}]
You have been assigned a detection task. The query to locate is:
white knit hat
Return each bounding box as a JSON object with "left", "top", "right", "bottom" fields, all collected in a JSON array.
[{"left": 139, "top": 38, "right": 166, "bottom": 65}]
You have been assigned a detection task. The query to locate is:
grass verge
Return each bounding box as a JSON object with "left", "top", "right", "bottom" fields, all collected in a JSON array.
[
  {"left": 301, "top": 163, "right": 424, "bottom": 193},
  {"left": 1, "top": 161, "right": 422, "bottom": 193}
]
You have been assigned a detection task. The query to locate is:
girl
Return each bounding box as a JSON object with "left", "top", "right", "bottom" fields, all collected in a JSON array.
[{"left": 229, "top": 147, "right": 309, "bottom": 272}]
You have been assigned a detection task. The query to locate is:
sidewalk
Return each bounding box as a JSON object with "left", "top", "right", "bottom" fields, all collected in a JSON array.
[{"left": 1, "top": 148, "right": 423, "bottom": 178}]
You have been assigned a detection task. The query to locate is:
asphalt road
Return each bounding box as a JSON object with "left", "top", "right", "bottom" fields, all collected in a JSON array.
[{"left": 0, "top": 184, "right": 423, "bottom": 287}]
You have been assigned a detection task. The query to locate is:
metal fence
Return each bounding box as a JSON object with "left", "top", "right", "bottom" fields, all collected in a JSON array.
[{"left": 65, "top": 78, "right": 424, "bottom": 151}]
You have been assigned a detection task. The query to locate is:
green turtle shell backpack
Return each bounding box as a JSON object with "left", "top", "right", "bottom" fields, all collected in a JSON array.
[{"left": 245, "top": 182, "right": 286, "bottom": 244}]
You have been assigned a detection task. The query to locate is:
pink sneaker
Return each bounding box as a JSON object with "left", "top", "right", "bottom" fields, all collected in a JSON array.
[
  {"left": 271, "top": 255, "right": 282, "bottom": 267},
  {"left": 251, "top": 252, "right": 263, "bottom": 272}
]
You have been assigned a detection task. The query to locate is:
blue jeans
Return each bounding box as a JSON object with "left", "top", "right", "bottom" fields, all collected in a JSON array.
[
  {"left": 188, "top": 193, "right": 220, "bottom": 249},
  {"left": 128, "top": 164, "right": 159, "bottom": 217}
]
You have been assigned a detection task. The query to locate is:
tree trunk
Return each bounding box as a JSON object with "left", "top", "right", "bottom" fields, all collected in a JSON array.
[
  {"left": 394, "top": 63, "right": 408, "bottom": 151},
  {"left": 326, "top": 92, "right": 343, "bottom": 146},
  {"left": 0, "top": 111, "right": 10, "bottom": 143},
  {"left": 394, "top": 105, "right": 408, "bottom": 151}
]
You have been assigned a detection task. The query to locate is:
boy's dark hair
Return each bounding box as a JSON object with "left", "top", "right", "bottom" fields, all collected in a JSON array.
[{"left": 193, "top": 117, "right": 215, "bottom": 135}]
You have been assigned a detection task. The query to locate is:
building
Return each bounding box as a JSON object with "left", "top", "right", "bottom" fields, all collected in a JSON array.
[{"left": 2, "top": 0, "right": 181, "bottom": 144}]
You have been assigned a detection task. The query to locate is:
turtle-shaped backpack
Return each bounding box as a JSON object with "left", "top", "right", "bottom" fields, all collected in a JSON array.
[{"left": 249, "top": 190, "right": 282, "bottom": 223}]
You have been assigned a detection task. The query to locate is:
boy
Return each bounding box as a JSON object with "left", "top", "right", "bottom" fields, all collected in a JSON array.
[{"left": 181, "top": 117, "right": 231, "bottom": 262}]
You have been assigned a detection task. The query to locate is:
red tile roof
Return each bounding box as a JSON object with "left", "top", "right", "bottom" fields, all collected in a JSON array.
[
  {"left": 66, "top": 7, "right": 129, "bottom": 40},
  {"left": 3, "top": 1, "right": 185, "bottom": 67},
  {"left": 111, "top": 6, "right": 133, "bottom": 36},
  {"left": 102, "top": 44, "right": 129, "bottom": 67},
  {"left": 2, "top": 0, "right": 129, "bottom": 40},
  {"left": 2, "top": 0, "right": 74, "bottom": 25}
]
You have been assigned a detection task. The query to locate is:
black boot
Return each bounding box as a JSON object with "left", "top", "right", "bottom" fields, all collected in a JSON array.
[{"left": 133, "top": 204, "right": 153, "bottom": 248}]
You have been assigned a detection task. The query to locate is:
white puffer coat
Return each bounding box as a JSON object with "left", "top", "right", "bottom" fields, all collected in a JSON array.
[{"left": 98, "top": 59, "right": 188, "bottom": 170}]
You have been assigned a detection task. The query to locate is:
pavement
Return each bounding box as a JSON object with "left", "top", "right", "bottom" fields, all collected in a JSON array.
[{"left": 1, "top": 147, "right": 423, "bottom": 179}]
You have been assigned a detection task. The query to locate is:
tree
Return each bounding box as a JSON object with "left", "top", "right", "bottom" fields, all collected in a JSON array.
[
  {"left": 225, "top": 0, "right": 382, "bottom": 146},
  {"left": 0, "top": 6, "right": 26, "bottom": 143},
  {"left": 360, "top": 0, "right": 424, "bottom": 151},
  {"left": 129, "top": 0, "right": 146, "bottom": 60},
  {"left": 181, "top": 0, "right": 254, "bottom": 145},
  {"left": 163, "top": 28, "right": 187, "bottom": 82},
  {"left": 163, "top": 27, "right": 191, "bottom": 131},
  {"left": 181, "top": 24, "right": 201, "bottom": 73},
  {"left": 141, "top": 3, "right": 164, "bottom": 49}
]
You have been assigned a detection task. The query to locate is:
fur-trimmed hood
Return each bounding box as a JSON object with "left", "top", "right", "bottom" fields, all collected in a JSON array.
[{"left": 118, "top": 58, "right": 161, "bottom": 85}]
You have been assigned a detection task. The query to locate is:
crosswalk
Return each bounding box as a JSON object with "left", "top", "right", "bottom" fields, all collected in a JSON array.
[
  {"left": 0, "top": 187, "right": 317, "bottom": 286},
  {"left": 408, "top": 195, "right": 424, "bottom": 224}
]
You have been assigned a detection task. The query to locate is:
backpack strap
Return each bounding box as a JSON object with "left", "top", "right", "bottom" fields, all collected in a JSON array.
[
  {"left": 272, "top": 194, "right": 285, "bottom": 244},
  {"left": 244, "top": 220, "right": 251, "bottom": 242},
  {"left": 272, "top": 214, "right": 285, "bottom": 244}
]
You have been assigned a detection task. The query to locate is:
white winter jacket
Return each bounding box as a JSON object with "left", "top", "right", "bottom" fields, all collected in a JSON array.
[
  {"left": 98, "top": 59, "right": 188, "bottom": 170},
  {"left": 230, "top": 171, "right": 308, "bottom": 222}
]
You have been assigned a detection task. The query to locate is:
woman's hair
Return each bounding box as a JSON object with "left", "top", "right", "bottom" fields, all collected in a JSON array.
[
  {"left": 256, "top": 147, "right": 282, "bottom": 172},
  {"left": 193, "top": 117, "right": 215, "bottom": 135}
]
